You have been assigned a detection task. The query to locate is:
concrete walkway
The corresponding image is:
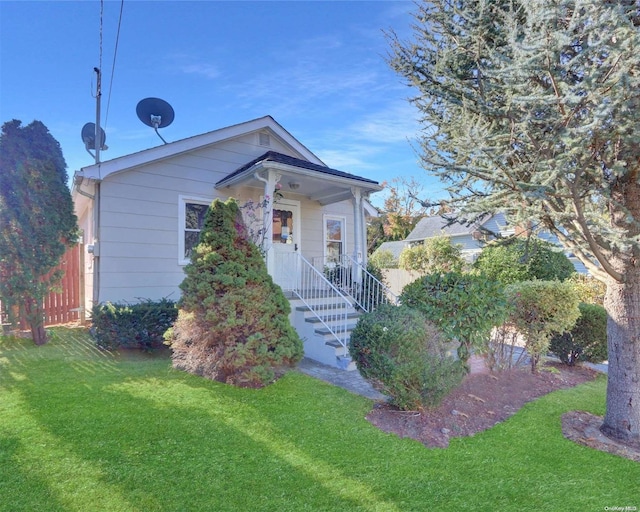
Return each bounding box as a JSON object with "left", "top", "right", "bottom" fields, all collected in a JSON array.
[{"left": 296, "top": 358, "right": 386, "bottom": 400}]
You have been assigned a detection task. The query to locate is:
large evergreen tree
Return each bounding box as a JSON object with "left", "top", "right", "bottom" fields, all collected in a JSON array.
[
  {"left": 0, "top": 120, "right": 77, "bottom": 345},
  {"left": 389, "top": 0, "right": 640, "bottom": 445}
]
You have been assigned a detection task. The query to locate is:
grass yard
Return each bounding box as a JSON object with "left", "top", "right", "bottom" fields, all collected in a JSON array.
[{"left": 1, "top": 328, "right": 638, "bottom": 512}]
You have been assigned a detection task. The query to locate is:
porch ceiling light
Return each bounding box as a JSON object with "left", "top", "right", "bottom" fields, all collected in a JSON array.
[{"left": 288, "top": 181, "right": 301, "bottom": 190}]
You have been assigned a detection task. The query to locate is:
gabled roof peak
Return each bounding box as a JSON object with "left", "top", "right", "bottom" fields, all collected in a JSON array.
[{"left": 76, "top": 116, "right": 320, "bottom": 181}]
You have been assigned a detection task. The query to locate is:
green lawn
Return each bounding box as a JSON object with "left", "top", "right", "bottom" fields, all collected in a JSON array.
[{"left": 1, "top": 328, "right": 637, "bottom": 512}]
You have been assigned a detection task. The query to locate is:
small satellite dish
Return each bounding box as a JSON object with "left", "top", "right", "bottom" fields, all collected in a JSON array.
[
  {"left": 136, "top": 97, "right": 174, "bottom": 144},
  {"left": 81, "top": 122, "right": 107, "bottom": 157}
]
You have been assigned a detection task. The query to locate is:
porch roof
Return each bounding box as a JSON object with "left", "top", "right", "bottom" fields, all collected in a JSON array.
[{"left": 215, "top": 151, "right": 382, "bottom": 205}]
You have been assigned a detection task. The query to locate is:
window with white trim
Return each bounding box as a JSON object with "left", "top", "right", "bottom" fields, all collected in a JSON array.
[
  {"left": 324, "top": 215, "right": 346, "bottom": 264},
  {"left": 179, "top": 196, "right": 211, "bottom": 264}
]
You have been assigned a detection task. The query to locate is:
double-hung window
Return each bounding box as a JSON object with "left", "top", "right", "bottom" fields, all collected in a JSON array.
[
  {"left": 324, "top": 215, "right": 346, "bottom": 264},
  {"left": 179, "top": 196, "right": 210, "bottom": 265}
]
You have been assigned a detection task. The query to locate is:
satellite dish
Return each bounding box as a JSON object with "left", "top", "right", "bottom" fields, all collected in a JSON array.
[
  {"left": 81, "top": 122, "right": 107, "bottom": 157},
  {"left": 136, "top": 97, "right": 174, "bottom": 144}
]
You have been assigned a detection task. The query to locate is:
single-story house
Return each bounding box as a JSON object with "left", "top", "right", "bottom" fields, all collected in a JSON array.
[{"left": 72, "top": 115, "right": 384, "bottom": 368}]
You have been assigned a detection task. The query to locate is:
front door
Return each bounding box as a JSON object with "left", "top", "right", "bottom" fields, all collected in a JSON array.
[{"left": 271, "top": 199, "right": 300, "bottom": 290}]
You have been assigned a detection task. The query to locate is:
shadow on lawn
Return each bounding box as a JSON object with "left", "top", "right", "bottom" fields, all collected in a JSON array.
[
  {"left": 2, "top": 328, "right": 639, "bottom": 511},
  {"left": 0, "top": 436, "right": 69, "bottom": 512},
  {"left": 0, "top": 329, "right": 399, "bottom": 511}
]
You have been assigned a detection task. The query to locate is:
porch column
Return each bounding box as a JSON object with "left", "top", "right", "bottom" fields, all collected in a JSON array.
[
  {"left": 255, "top": 170, "right": 281, "bottom": 276},
  {"left": 352, "top": 187, "right": 363, "bottom": 283}
]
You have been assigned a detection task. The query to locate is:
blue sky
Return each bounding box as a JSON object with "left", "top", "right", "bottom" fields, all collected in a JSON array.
[{"left": 0, "top": 1, "right": 445, "bottom": 206}]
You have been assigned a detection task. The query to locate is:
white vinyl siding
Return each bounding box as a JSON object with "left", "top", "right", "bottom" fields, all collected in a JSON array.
[{"left": 91, "top": 131, "right": 364, "bottom": 305}]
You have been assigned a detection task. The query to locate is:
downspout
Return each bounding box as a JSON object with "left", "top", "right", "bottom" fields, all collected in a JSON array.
[
  {"left": 92, "top": 182, "right": 101, "bottom": 306},
  {"left": 73, "top": 175, "right": 101, "bottom": 312}
]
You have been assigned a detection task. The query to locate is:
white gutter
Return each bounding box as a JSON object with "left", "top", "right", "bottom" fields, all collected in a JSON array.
[{"left": 218, "top": 161, "right": 382, "bottom": 192}]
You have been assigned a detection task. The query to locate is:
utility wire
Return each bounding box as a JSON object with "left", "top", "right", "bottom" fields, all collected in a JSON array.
[
  {"left": 104, "top": 0, "right": 124, "bottom": 130},
  {"left": 91, "top": 0, "right": 103, "bottom": 100},
  {"left": 98, "top": 0, "right": 103, "bottom": 92}
]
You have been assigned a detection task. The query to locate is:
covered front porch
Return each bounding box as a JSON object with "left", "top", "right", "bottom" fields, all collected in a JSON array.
[
  {"left": 215, "top": 151, "right": 392, "bottom": 369},
  {"left": 215, "top": 150, "right": 382, "bottom": 288}
]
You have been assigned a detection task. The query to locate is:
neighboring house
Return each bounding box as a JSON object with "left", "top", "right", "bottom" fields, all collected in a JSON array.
[
  {"left": 373, "top": 212, "right": 587, "bottom": 273},
  {"left": 371, "top": 240, "right": 409, "bottom": 265},
  {"left": 375, "top": 213, "right": 511, "bottom": 266},
  {"left": 72, "top": 115, "right": 383, "bottom": 369},
  {"left": 404, "top": 213, "right": 511, "bottom": 262}
]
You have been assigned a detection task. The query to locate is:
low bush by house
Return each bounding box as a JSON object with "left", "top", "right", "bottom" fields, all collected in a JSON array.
[
  {"left": 349, "top": 304, "right": 465, "bottom": 410},
  {"left": 91, "top": 298, "right": 178, "bottom": 351}
]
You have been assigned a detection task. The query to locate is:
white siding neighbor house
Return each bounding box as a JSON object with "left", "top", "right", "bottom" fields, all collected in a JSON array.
[{"left": 72, "top": 116, "right": 384, "bottom": 368}]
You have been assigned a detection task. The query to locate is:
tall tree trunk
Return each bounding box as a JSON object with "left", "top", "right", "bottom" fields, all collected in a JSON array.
[
  {"left": 602, "top": 168, "right": 640, "bottom": 446},
  {"left": 601, "top": 266, "right": 640, "bottom": 446}
]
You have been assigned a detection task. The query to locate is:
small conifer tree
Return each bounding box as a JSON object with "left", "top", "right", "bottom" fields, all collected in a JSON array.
[{"left": 166, "top": 198, "right": 303, "bottom": 387}]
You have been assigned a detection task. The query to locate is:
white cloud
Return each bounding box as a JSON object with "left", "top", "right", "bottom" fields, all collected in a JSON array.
[
  {"left": 348, "top": 103, "right": 420, "bottom": 144},
  {"left": 166, "top": 52, "right": 220, "bottom": 79},
  {"left": 179, "top": 63, "right": 220, "bottom": 79}
]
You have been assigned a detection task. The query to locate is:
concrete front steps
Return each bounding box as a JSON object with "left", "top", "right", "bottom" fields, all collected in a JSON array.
[{"left": 288, "top": 295, "right": 361, "bottom": 371}]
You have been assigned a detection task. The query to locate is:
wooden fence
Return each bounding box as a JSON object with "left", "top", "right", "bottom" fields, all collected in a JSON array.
[
  {"left": 1, "top": 244, "right": 84, "bottom": 328},
  {"left": 381, "top": 268, "right": 424, "bottom": 297}
]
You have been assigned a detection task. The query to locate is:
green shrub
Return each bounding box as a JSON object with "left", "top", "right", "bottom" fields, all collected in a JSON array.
[
  {"left": 550, "top": 302, "right": 608, "bottom": 365},
  {"left": 505, "top": 280, "right": 580, "bottom": 372},
  {"left": 473, "top": 238, "right": 576, "bottom": 284},
  {"left": 369, "top": 249, "right": 398, "bottom": 269},
  {"left": 399, "top": 235, "right": 465, "bottom": 274},
  {"left": 91, "top": 298, "right": 177, "bottom": 351},
  {"left": 400, "top": 272, "right": 509, "bottom": 366},
  {"left": 567, "top": 273, "right": 606, "bottom": 306},
  {"left": 349, "top": 304, "right": 465, "bottom": 410},
  {"left": 166, "top": 198, "right": 303, "bottom": 388}
]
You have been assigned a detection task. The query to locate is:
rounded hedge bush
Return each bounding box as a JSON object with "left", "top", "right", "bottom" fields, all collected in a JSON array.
[
  {"left": 505, "top": 280, "right": 580, "bottom": 372},
  {"left": 550, "top": 302, "right": 608, "bottom": 365},
  {"left": 400, "top": 271, "right": 509, "bottom": 365},
  {"left": 473, "top": 238, "right": 575, "bottom": 284},
  {"left": 349, "top": 304, "right": 465, "bottom": 410}
]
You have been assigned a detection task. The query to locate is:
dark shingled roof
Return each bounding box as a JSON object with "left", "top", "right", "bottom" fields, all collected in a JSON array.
[
  {"left": 406, "top": 215, "right": 487, "bottom": 241},
  {"left": 372, "top": 240, "right": 409, "bottom": 260},
  {"left": 216, "top": 151, "right": 379, "bottom": 187}
]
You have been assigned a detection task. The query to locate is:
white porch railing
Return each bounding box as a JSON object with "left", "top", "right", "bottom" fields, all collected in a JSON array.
[
  {"left": 312, "top": 255, "right": 399, "bottom": 312},
  {"left": 283, "top": 253, "right": 352, "bottom": 356}
]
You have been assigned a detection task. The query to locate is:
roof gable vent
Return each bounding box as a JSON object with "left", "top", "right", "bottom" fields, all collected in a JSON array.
[{"left": 259, "top": 132, "right": 271, "bottom": 147}]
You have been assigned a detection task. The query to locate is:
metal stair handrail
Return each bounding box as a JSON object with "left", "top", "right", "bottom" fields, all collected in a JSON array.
[
  {"left": 342, "top": 254, "right": 399, "bottom": 311},
  {"left": 293, "top": 254, "right": 352, "bottom": 355},
  {"left": 314, "top": 255, "right": 399, "bottom": 312}
]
